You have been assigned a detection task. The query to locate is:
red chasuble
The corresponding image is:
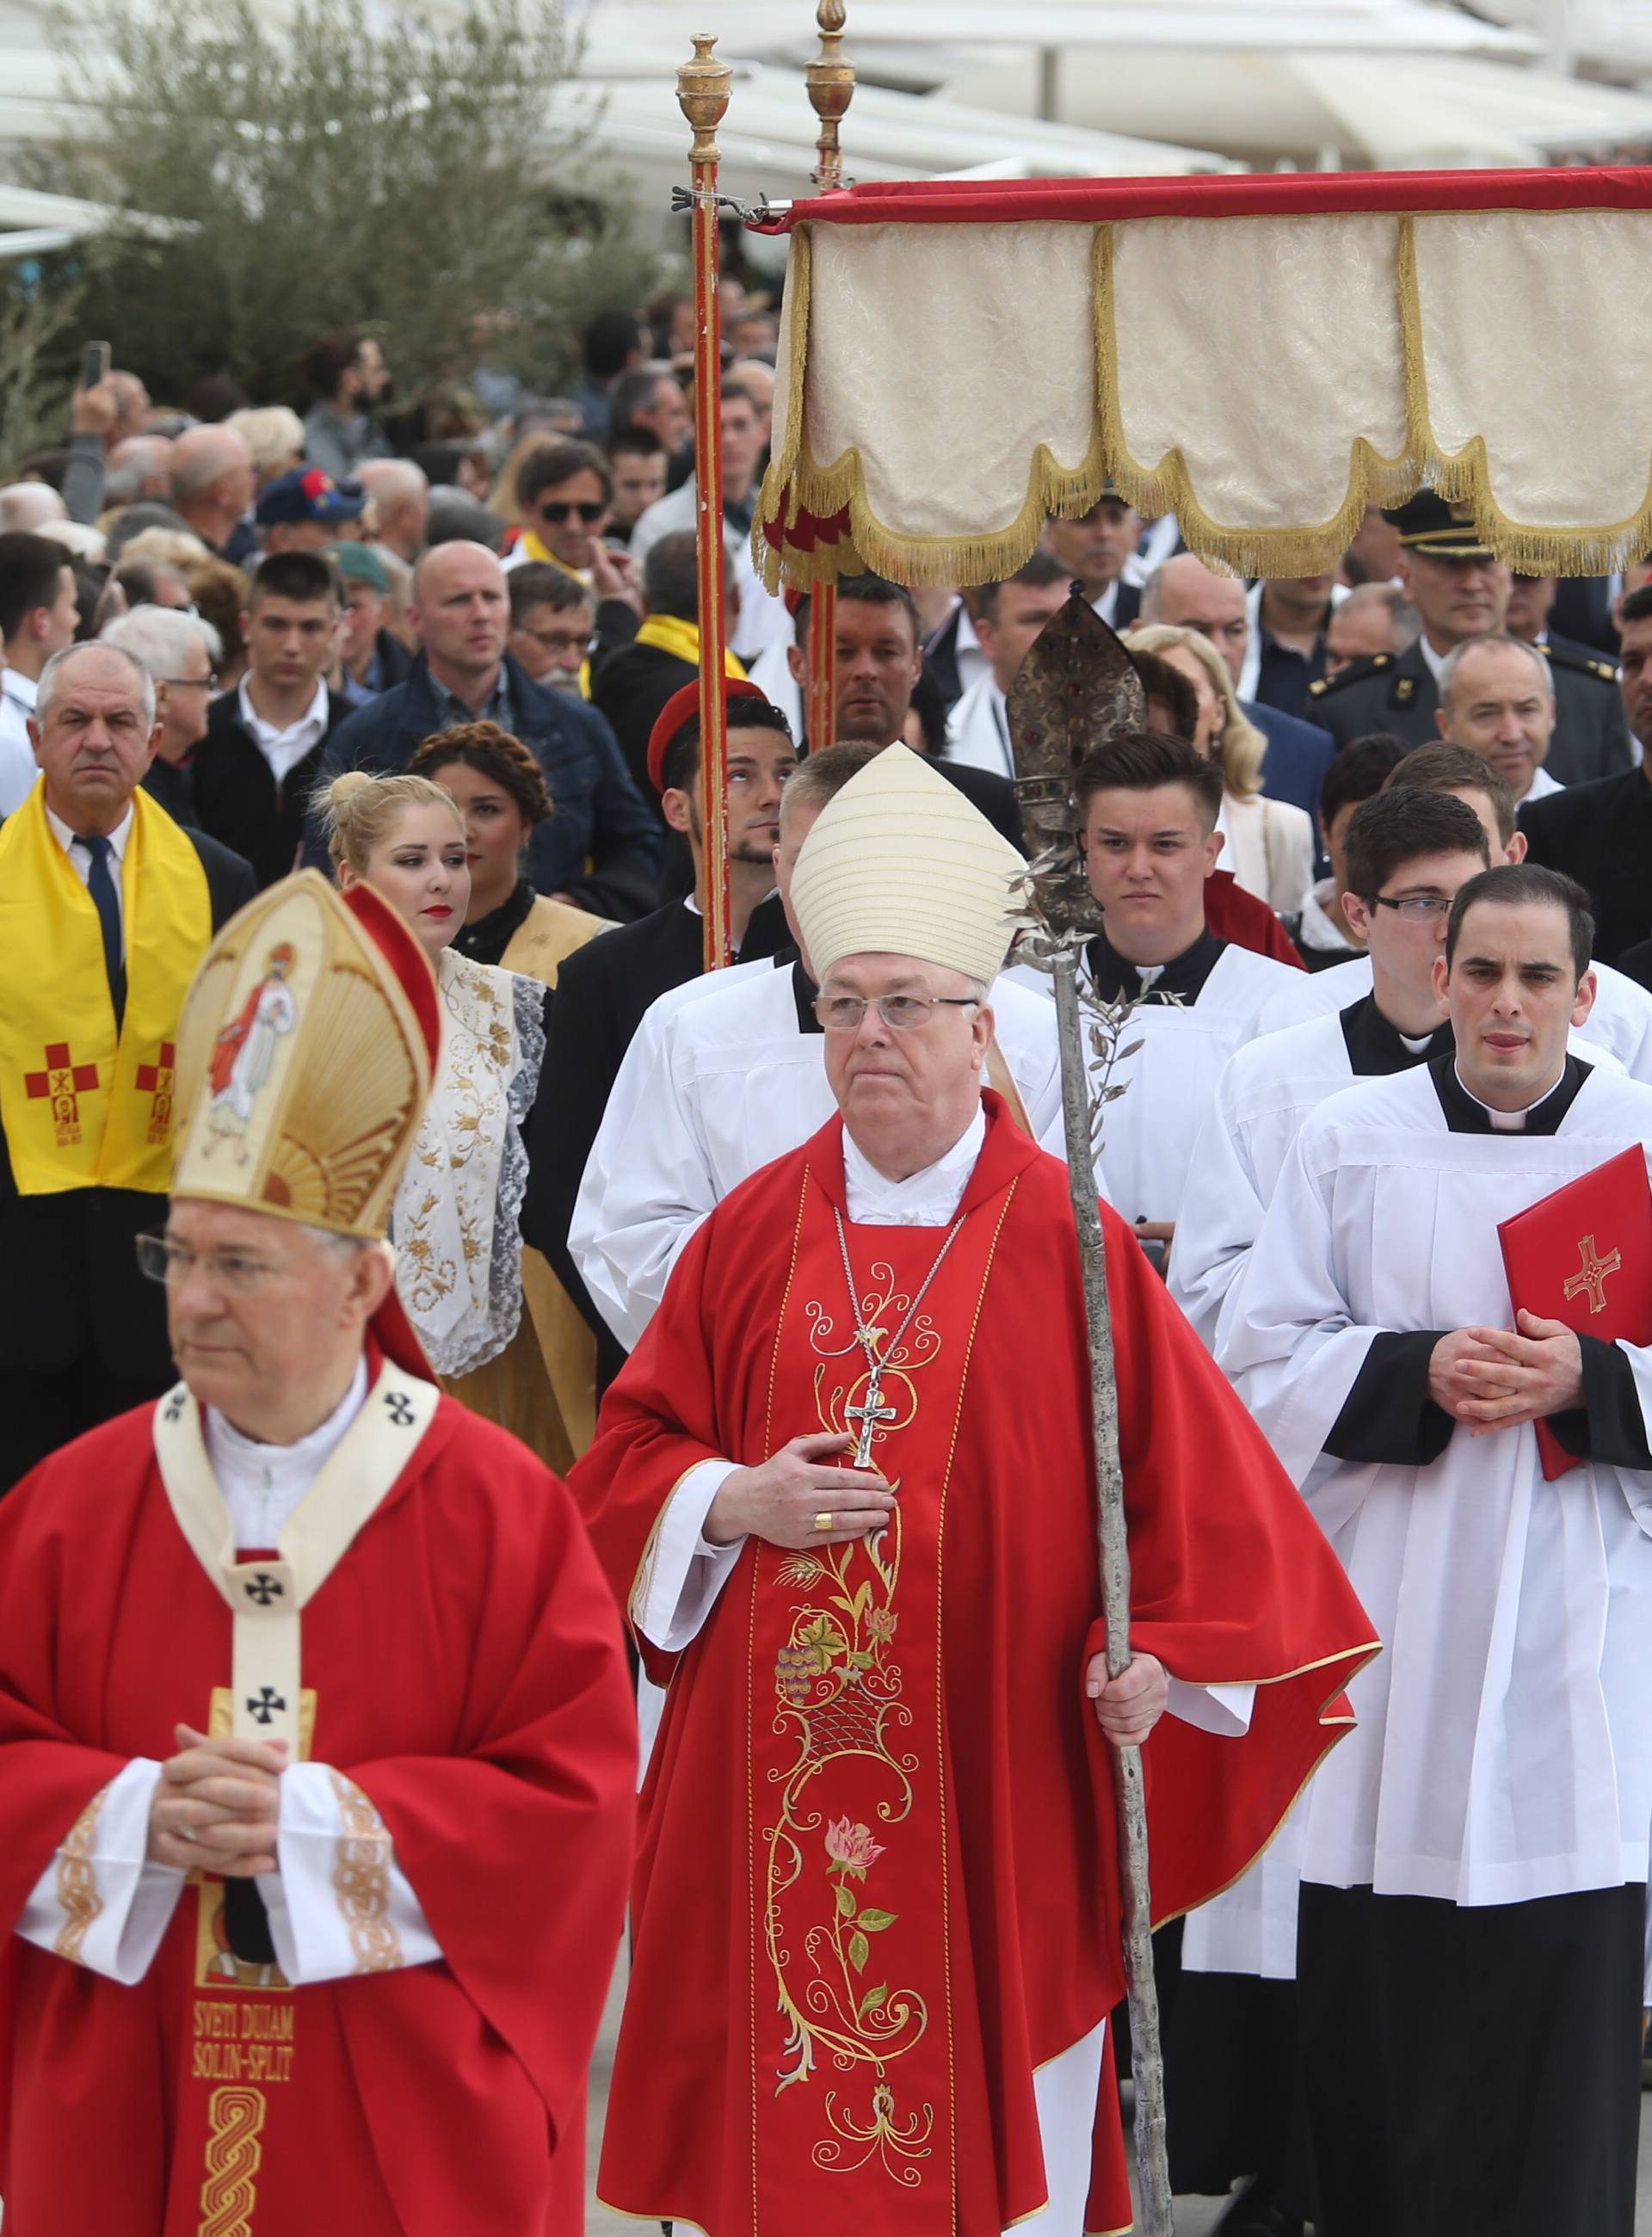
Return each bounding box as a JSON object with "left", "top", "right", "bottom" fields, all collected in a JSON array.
[
  {"left": 571, "top": 1094, "right": 1378, "bottom": 2237},
  {"left": 0, "top": 1379, "right": 637, "bottom": 2237}
]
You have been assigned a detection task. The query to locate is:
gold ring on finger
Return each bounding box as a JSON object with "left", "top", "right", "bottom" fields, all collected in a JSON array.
[{"left": 813, "top": 1511, "right": 834, "bottom": 1532}]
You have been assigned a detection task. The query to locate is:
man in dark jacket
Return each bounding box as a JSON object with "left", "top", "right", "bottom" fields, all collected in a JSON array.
[
  {"left": 192, "top": 549, "right": 353, "bottom": 890},
  {"left": 0, "top": 642, "right": 255, "bottom": 1488},
  {"left": 311, "top": 540, "right": 661, "bottom": 920}
]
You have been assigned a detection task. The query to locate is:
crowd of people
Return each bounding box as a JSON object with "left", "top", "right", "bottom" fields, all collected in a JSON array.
[{"left": 1, "top": 291, "right": 1651, "bottom": 2237}]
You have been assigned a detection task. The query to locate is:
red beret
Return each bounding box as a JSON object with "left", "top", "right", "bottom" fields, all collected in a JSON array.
[{"left": 646, "top": 675, "right": 771, "bottom": 794}]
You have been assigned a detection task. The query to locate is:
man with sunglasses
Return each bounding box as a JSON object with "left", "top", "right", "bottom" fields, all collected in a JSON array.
[{"left": 503, "top": 437, "right": 627, "bottom": 586}]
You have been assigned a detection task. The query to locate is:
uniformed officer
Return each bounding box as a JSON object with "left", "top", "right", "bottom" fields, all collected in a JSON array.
[{"left": 1310, "top": 493, "right": 1630, "bottom": 784}]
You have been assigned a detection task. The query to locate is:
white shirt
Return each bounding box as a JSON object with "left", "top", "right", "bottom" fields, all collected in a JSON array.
[
  {"left": 842, "top": 1101, "right": 986, "bottom": 1223},
  {"left": 43, "top": 798, "right": 134, "bottom": 945},
  {"left": 15, "top": 1359, "right": 441, "bottom": 1988},
  {"left": 238, "top": 674, "right": 329, "bottom": 786},
  {"left": 1522, "top": 762, "right": 1565, "bottom": 803},
  {"left": 1417, "top": 632, "right": 1449, "bottom": 687},
  {"left": 0, "top": 667, "right": 39, "bottom": 815},
  {"left": 943, "top": 671, "right": 1011, "bottom": 779}
]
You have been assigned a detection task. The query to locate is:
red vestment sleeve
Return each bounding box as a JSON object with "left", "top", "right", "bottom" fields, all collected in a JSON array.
[
  {"left": 336, "top": 1444, "right": 638, "bottom": 2202},
  {"left": 1085, "top": 1200, "right": 1379, "bottom": 1927}
]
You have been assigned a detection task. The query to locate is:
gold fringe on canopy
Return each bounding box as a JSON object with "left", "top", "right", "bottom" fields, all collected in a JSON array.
[{"left": 754, "top": 205, "right": 1652, "bottom": 591}]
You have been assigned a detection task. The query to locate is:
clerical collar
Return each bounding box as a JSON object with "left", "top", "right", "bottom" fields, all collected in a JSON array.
[
  {"left": 842, "top": 1103, "right": 987, "bottom": 1227},
  {"left": 205, "top": 1356, "right": 369, "bottom": 1551},
  {"left": 791, "top": 958, "right": 823, "bottom": 1035},
  {"left": 1085, "top": 927, "right": 1225, "bottom": 1005},
  {"left": 1428, "top": 1051, "right": 1588, "bottom": 1136},
  {"left": 452, "top": 877, "right": 535, "bottom": 966},
  {"left": 1340, "top": 995, "right": 1453, "bottom": 1077}
]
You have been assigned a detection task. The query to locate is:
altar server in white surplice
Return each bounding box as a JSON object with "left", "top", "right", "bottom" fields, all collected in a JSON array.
[
  {"left": 1008, "top": 733, "right": 1319, "bottom": 1260},
  {"left": 1171, "top": 786, "right": 1489, "bottom": 1356},
  {"left": 1222, "top": 861, "right": 1652, "bottom": 2237},
  {"left": 1259, "top": 742, "right": 1652, "bottom": 1082}
]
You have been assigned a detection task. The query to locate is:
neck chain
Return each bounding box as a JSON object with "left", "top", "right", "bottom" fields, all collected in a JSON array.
[{"left": 831, "top": 1205, "right": 966, "bottom": 1467}]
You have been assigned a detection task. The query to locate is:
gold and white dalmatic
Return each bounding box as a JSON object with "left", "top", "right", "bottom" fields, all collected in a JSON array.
[{"left": 391, "top": 950, "right": 545, "bottom": 1376}]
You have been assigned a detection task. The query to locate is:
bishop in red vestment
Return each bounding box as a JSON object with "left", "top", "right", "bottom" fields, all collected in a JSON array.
[
  {"left": 0, "top": 872, "right": 637, "bottom": 2235},
  {"left": 570, "top": 746, "right": 1376, "bottom": 2237}
]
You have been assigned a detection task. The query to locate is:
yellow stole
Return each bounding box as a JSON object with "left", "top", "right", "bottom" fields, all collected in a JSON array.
[
  {"left": 0, "top": 785, "right": 213, "bottom": 1193},
  {"left": 632, "top": 612, "right": 746, "bottom": 679},
  {"left": 515, "top": 532, "right": 588, "bottom": 580}
]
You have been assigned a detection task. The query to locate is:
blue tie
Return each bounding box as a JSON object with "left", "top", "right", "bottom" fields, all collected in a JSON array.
[{"left": 78, "top": 832, "right": 126, "bottom": 1032}]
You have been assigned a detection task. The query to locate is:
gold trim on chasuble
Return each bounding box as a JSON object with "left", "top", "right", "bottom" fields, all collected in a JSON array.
[
  {"left": 750, "top": 1168, "right": 1018, "bottom": 2215},
  {"left": 329, "top": 1770, "right": 404, "bottom": 1972},
  {"left": 199, "top": 2086, "right": 268, "bottom": 2237},
  {"left": 52, "top": 1784, "right": 107, "bottom": 1963}
]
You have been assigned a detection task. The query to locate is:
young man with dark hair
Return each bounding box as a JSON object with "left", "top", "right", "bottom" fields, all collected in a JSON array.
[
  {"left": 524, "top": 687, "right": 802, "bottom": 1386},
  {"left": 298, "top": 329, "right": 391, "bottom": 484},
  {"left": 1289, "top": 732, "right": 1412, "bottom": 969},
  {"left": 944, "top": 550, "right": 1071, "bottom": 778},
  {"left": 0, "top": 530, "right": 79, "bottom": 813},
  {"left": 590, "top": 531, "right": 739, "bottom": 809},
  {"left": 1277, "top": 741, "right": 1652, "bottom": 1080},
  {"left": 1041, "top": 731, "right": 1318, "bottom": 1250},
  {"left": 1166, "top": 781, "right": 1489, "bottom": 2234},
  {"left": 604, "top": 426, "right": 668, "bottom": 543},
  {"left": 191, "top": 550, "right": 353, "bottom": 890},
  {"left": 1519, "top": 579, "right": 1652, "bottom": 964},
  {"left": 1223, "top": 860, "right": 1652, "bottom": 2237}
]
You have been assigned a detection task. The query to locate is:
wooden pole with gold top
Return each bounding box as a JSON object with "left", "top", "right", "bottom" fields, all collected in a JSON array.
[
  {"left": 678, "top": 34, "right": 735, "bottom": 972},
  {"left": 803, "top": 0, "right": 855, "bottom": 753}
]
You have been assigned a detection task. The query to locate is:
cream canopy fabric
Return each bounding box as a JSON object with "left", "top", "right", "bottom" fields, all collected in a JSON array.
[
  {"left": 791, "top": 745, "right": 1025, "bottom": 987},
  {"left": 753, "top": 169, "right": 1652, "bottom": 586}
]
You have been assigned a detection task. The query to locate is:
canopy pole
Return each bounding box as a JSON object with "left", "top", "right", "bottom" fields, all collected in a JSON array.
[
  {"left": 804, "top": 0, "right": 855, "bottom": 752},
  {"left": 679, "top": 34, "right": 734, "bottom": 973}
]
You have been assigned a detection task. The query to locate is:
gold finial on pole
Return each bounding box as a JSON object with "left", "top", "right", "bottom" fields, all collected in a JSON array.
[
  {"left": 677, "top": 29, "right": 732, "bottom": 163},
  {"left": 805, "top": 0, "right": 855, "bottom": 194},
  {"left": 677, "top": 33, "right": 736, "bottom": 971}
]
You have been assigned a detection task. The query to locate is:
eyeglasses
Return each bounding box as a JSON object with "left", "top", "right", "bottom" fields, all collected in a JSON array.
[
  {"left": 136, "top": 1233, "right": 286, "bottom": 1292},
  {"left": 813, "top": 992, "right": 983, "bottom": 1033},
  {"left": 535, "top": 501, "right": 605, "bottom": 524},
  {"left": 518, "top": 626, "right": 595, "bottom": 656},
  {"left": 1368, "top": 893, "right": 1455, "bottom": 922},
  {"left": 161, "top": 672, "right": 219, "bottom": 690}
]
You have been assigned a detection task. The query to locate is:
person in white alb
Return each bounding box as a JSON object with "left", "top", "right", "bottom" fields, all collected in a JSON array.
[
  {"left": 1007, "top": 731, "right": 1319, "bottom": 1262},
  {"left": 573, "top": 744, "right": 1069, "bottom": 1356},
  {"left": 1221, "top": 861, "right": 1652, "bottom": 2237}
]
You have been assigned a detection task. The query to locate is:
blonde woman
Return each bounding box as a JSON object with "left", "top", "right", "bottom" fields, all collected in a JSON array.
[
  {"left": 323, "top": 770, "right": 546, "bottom": 1400},
  {"left": 1129, "top": 621, "right": 1315, "bottom": 915}
]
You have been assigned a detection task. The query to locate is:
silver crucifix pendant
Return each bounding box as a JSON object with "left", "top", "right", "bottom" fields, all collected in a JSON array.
[{"left": 845, "top": 1367, "right": 898, "bottom": 1469}]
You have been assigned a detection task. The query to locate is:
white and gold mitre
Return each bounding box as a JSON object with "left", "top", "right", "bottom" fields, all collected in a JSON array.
[
  {"left": 790, "top": 743, "right": 1024, "bottom": 987},
  {"left": 170, "top": 870, "right": 439, "bottom": 1238}
]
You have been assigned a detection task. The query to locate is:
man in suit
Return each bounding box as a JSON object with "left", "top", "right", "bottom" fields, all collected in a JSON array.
[
  {"left": 192, "top": 550, "right": 354, "bottom": 890},
  {"left": 590, "top": 530, "right": 737, "bottom": 810},
  {"left": 1310, "top": 495, "right": 1630, "bottom": 786},
  {"left": 311, "top": 539, "right": 662, "bottom": 920},
  {"left": 1041, "top": 486, "right": 1144, "bottom": 632},
  {"left": 1519, "top": 582, "right": 1652, "bottom": 966},
  {"left": 0, "top": 641, "right": 255, "bottom": 1488},
  {"left": 1140, "top": 552, "right": 1337, "bottom": 827},
  {"left": 522, "top": 684, "right": 797, "bottom": 1386}
]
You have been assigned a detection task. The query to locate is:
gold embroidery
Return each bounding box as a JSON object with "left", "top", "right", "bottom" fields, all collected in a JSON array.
[
  {"left": 804, "top": 1260, "right": 946, "bottom": 1467},
  {"left": 1563, "top": 1232, "right": 1622, "bottom": 1315},
  {"left": 197, "top": 2084, "right": 266, "bottom": 2237},
  {"left": 52, "top": 1784, "right": 107, "bottom": 1964},
  {"left": 329, "top": 1772, "right": 403, "bottom": 1973}
]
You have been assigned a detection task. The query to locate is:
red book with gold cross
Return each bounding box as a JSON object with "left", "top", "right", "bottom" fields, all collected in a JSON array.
[{"left": 1497, "top": 1146, "right": 1652, "bottom": 1480}]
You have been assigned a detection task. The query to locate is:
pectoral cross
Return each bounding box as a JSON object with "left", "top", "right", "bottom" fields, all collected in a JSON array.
[
  {"left": 846, "top": 1367, "right": 898, "bottom": 1469},
  {"left": 1563, "top": 1232, "right": 1623, "bottom": 1316}
]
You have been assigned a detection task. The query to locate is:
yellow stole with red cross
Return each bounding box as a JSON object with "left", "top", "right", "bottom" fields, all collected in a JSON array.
[{"left": 0, "top": 782, "right": 211, "bottom": 1192}]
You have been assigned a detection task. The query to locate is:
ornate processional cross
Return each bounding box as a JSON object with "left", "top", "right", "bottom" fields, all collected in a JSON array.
[{"left": 1563, "top": 1233, "right": 1623, "bottom": 1316}]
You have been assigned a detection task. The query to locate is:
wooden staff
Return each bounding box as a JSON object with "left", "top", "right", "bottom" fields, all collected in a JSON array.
[
  {"left": 802, "top": 0, "right": 854, "bottom": 750},
  {"left": 1008, "top": 588, "right": 1174, "bottom": 2234},
  {"left": 678, "top": 34, "right": 734, "bottom": 972}
]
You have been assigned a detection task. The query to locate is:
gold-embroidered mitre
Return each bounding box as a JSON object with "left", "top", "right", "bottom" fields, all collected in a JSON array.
[
  {"left": 170, "top": 870, "right": 439, "bottom": 1238},
  {"left": 790, "top": 743, "right": 1024, "bottom": 988}
]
